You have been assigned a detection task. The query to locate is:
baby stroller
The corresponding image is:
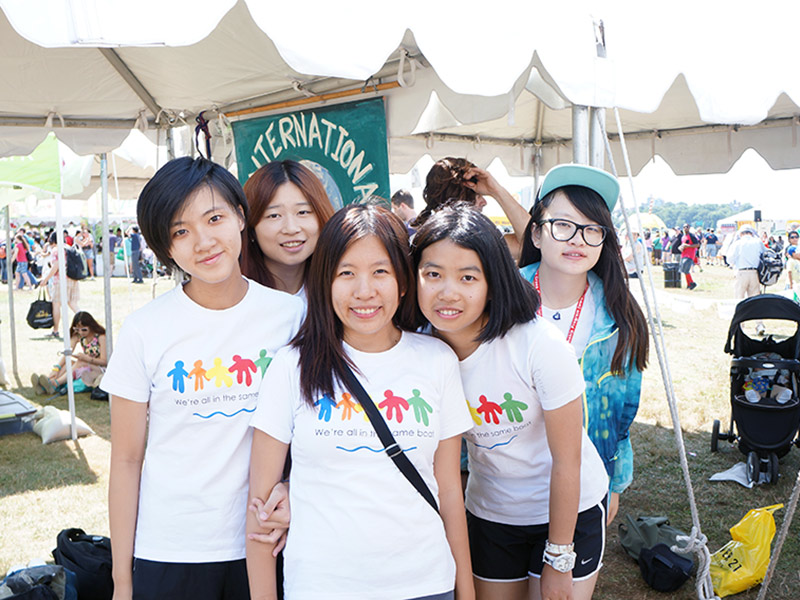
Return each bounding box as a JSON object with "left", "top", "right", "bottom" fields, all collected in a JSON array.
[{"left": 711, "top": 294, "right": 800, "bottom": 484}]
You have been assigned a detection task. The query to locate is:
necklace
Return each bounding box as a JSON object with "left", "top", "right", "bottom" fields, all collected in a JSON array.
[{"left": 533, "top": 271, "right": 589, "bottom": 344}]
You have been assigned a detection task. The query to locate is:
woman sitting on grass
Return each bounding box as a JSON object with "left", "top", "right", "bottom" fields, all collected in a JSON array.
[{"left": 31, "top": 311, "right": 107, "bottom": 395}]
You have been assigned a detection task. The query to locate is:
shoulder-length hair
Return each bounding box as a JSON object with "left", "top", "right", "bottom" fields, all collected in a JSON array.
[
  {"left": 411, "top": 204, "right": 539, "bottom": 343},
  {"left": 241, "top": 160, "right": 335, "bottom": 288},
  {"left": 71, "top": 311, "right": 106, "bottom": 336},
  {"left": 293, "top": 202, "right": 416, "bottom": 405},
  {"left": 519, "top": 185, "right": 649, "bottom": 373},
  {"left": 412, "top": 157, "right": 479, "bottom": 228}
]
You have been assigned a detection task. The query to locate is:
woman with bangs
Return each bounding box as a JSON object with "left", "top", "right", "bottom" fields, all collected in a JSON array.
[
  {"left": 247, "top": 203, "right": 474, "bottom": 600},
  {"left": 518, "top": 164, "right": 649, "bottom": 526},
  {"left": 241, "top": 160, "right": 335, "bottom": 301},
  {"left": 413, "top": 205, "right": 608, "bottom": 600}
]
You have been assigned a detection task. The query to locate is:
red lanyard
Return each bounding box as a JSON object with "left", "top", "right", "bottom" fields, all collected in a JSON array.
[{"left": 533, "top": 271, "right": 589, "bottom": 344}]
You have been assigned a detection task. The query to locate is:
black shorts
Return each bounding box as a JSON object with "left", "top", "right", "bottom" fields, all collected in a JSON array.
[
  {"left": 467, "top": 496, "right": 607, "bottom": 582},
  {"left": 132, "top": 558, "right": 250, "bottom": 600}
]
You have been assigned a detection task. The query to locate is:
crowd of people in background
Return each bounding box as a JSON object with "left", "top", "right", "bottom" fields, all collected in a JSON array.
[
  {"left": 620, "top": 223, "right": 799, "bottom": 295},
  {"left": 0, "top": 223, "right": 157, "bottom": 289}
]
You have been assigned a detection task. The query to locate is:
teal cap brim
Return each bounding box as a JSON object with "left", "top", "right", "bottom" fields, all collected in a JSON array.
[{"left": 538, "top": 164, "right": 620, "bottom": 211}]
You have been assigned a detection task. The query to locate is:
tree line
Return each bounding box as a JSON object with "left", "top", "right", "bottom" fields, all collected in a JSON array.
[{"left": 613, "top": 198, "right": 752, "bottom": 230}]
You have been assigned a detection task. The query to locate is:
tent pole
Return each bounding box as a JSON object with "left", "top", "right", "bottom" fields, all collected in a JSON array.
[
  {"left": 166, "top": 127, "right": 176, "bottom": 160},
  {"left": 589, "top": 107, "right": 606, "bottom": 168},
  {"left": 5, "top": 205, "right": 19, "bottom": 384},
  {"left": 55, "top": 195, "right": 77, "bottom": 440},
  {"left": 572, "top": 105, "right": 589, "bottom": 164},
  {"left": 100, "top": 153, "right": 113, "bottom": 356}
]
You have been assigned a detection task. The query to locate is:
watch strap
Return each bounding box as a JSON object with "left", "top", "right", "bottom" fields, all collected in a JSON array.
[{"left": 544, "top": 540, "right": 575, "bottom": 554}]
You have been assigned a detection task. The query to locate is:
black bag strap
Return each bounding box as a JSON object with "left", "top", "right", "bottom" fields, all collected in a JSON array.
[{"left": 341, "top": 364, "right": 439, "bottom": 514}]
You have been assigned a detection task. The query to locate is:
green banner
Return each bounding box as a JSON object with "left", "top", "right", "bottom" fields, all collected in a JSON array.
[
  {"left": 232, "top": 98, "right": 390, "bottom": 209},
  {"left": 0, "top": 133, "right": 61, "bottom": 194}
]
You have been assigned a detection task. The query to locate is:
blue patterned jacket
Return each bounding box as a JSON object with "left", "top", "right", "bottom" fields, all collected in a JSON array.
[{"left": 520, "top": 263, "right": 642, "bottom": 493}]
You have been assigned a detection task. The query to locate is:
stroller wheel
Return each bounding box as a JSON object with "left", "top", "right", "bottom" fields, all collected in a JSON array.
[
  {"left": 711, "top": 420, "right": 720, "bottom": 452},
  {"left": 746, "top": 451, "right": 759, "bottom": 484},
  {"left": 768, "top": 453, "right": 780, "bottom": 484}
]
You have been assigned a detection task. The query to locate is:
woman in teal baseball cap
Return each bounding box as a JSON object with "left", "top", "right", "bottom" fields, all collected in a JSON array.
[{"left": 519, "top": 163, "right": 649, "bottom": 527}]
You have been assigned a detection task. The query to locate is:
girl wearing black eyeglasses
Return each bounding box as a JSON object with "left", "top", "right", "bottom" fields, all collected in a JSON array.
[{"left": 518, "top": 164, "right": 649, "bottom": 528}]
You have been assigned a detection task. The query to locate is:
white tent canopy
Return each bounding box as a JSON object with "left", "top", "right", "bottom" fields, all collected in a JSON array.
[{"left": 2, "top": 0, "right": 800, "bottom": 177}]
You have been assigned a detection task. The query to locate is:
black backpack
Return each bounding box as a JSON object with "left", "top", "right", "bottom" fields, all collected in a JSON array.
[
  {"left": 52, "top": 528, "right": 113, "bottom": 600},
  {"left": 757, "top": 248, "right": 783, "bottom": 286},
  {"left": 619, "top": 515, "right": 694, "bottom": 593},
  {"left": 639, "top": 543, "right": 694, "bottom": 592},
  {"left": 64, "top": 246, "right": 87, "bottom": 280}
]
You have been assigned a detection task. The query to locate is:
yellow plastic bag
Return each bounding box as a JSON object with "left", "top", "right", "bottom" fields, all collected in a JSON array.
[{"left": 709, "top": 503, "right": 783, "bottom": 598}]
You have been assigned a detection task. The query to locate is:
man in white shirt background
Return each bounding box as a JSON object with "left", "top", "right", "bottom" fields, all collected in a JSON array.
[{"left": 727, "top": 225, "right": 766, "bottom": 333}]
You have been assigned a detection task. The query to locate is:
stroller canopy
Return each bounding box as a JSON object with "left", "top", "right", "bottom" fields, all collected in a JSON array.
[{"left": 725, "top": 294, "right": 800, "bottom": 358}]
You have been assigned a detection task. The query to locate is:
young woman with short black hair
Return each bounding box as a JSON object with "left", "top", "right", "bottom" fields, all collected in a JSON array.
[{"left": 105, "top": 157, "right": 303, "bottom": 600}]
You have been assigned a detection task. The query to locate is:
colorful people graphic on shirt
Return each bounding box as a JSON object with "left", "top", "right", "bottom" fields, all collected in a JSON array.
[
  {"left": 254, "top": 350, "right": 272, "bottom": 377},
  {"left": 315, "top": 393, "right": 337, "bottom": 422},
  {"left": 168, "top": 361, "right": 190, "bottom": 393},
  {"left": 352, "top": 401, "right": 369, "bottom": 422},
  {"left": 476, "top": 394, "right": 503, "bottom": 425},
  {"left": 466, "top": 400, "right": 483, "bottom": 426},
  {"left": 337, "top": 392, "right": 358, "bottom": 421},
  {"left": 230, "top": 354, "right": 258, "bottom": 386},
  {"left": 188, "top": 360, "right": 209, "bottom": 392},
  {"left": 379, "top": 389, "right": 410, "bottom": 423},
  {"left": 207, "top": 358, "right": 233, "bottom": 388},
  {"left": 500, "top": 392, "right": 528, "bottom": 423},
  {"left": 407, "top": 389, "right": 433, "bottom": 426}
]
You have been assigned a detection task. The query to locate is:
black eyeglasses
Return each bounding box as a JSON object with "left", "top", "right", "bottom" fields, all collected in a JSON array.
[{"left": 539, "top": 218, "right": 608, "bottom": 247}]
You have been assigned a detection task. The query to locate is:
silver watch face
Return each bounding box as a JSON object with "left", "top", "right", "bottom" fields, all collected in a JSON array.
[{"left": 550, "top": 552, "right": 576, "bottom": 573}]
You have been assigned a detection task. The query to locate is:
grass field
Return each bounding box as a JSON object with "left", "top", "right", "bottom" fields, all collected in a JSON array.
[{"left": 1, "top": 266, "right": 799, "bottom": 599}]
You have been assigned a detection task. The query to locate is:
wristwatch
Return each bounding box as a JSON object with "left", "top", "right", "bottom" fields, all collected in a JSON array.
[{"left": 542, "top": 540, "right": 576, "bottom": 573}]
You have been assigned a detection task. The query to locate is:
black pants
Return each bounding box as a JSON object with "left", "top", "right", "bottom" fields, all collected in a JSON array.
[{"left": 132, "top": 558, "right": 249, "bottom": 600}]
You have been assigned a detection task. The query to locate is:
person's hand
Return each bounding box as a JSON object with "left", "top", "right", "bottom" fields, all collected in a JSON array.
[
  {"left": 248, "top": 481, "right": 290, "bottom": 556},
  {"left": 540, "top": 566, "right": 573, "bottom": 600},
  {"left": 461, "top": 167, "right": 503, "bottom": 198}
]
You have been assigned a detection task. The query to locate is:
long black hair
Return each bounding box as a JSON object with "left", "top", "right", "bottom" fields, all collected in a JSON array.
[
  {"left": 293, "top": 202, "right": 417, "bottom": 405},
  {"left": 519, "top": 185, "right": 648, "bottom": 373},
  {"left": 411, "top": 204, "right": 539, "bottom": 342}
]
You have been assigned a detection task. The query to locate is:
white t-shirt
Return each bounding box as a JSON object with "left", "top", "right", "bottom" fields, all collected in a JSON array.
[
  {"left": 539, "top": 288, "right": 595, "bottom": 358},
  {"left": 460, "top": 319, "right": 608, "bottom": 526},
  {"left": 251, "top": 332, "right": 473, "bottom": 600},
  {"left": 102, "top": 278, "right": 304, "bottom": 563}
]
